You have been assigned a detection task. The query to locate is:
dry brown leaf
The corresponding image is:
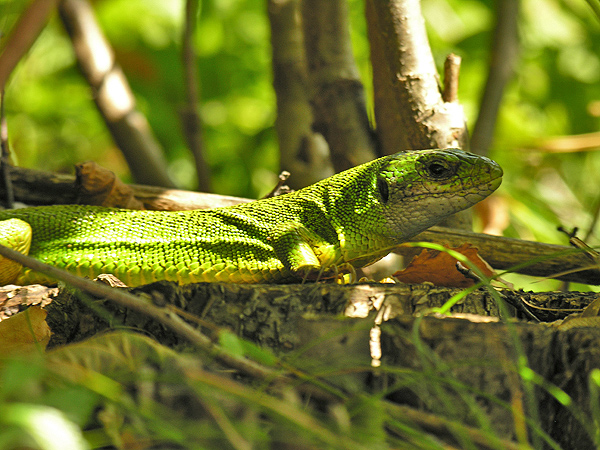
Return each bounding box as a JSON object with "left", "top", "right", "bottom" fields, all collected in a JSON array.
[
  {"left": 474, "top": 195, "right": 509, "bottom": 236},
  {"left": 0, "top": 284, "right": 58, "bottom": 321},
  {"left": 76, "top": 161, "right": 145, "bottom": 209},
  {"left": 581, "top": 296, "right": 600, "bottom": 318},
  {"left": 393, "top": 243, "right": 495, "bottom": 288},
  {"left": 0, "top": 306, "right": 51, "bottom": 354}
]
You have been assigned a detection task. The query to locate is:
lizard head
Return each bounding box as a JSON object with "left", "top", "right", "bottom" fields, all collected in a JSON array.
[
  {"left": 330, "top": 149, "right": 503, "bottom": 264},
  {"left": 371, "top": 149, "right": 503, "bottom": 242}
]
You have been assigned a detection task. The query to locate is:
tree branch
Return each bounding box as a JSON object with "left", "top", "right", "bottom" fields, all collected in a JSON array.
[
  {"left": 267, "top": 0, "right": 334, "bottom": 188},
  {"left": 470, "top": 0, "right": 519, "bottom": 156},
  {"left": 180, "top": 0, "right": 210, "bottom": 192},
  {"left": 58, "top": 0, "right": 176, "bottom": 188},
  {"left": 301, "top": 0, "right": 376, "bottom": 171},
  {"left": 366, "top": 0, "right": 469, "bottom": 153},
  {"left": 0, "top": 0, "right": 58, "bottom": 90}
]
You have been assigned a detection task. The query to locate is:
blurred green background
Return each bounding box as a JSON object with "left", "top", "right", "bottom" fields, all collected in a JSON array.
[{"left": 2, "top": 0, "right": 600, "bottom": 289}]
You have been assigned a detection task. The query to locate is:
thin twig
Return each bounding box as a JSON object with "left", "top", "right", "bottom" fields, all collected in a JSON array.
[
  {"left": 0, "top": 90, "right": 14, "bottom": 208},
  {"left": 470, "top": 0, "right": 519, "bottom": 156},
  {"left": 181, "top": 0, "right": 210, "bottom": 192},
  {"left": 0, "top": 0, "right": 58, "bottom": 90},
  {"left": 442, "top": 53, "right": 461, "bottom": 103},
  {"left": 261, "top": 170, "right": 291, "bottom": 199}
]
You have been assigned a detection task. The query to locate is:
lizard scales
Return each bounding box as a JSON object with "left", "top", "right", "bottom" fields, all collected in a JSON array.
[{"left": 0, "top": 149, "right": 503, "bottom": 286}]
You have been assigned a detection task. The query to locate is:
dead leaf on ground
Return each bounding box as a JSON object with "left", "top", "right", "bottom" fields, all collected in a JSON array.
[
  {"left": 0, "top": 306, "right": 51, "bottom": 354},
  {"left": 474, "top": 195, "right": 509, "bottom": 236},
  {"left": 581, "top": 296, "right": 600, "bottom": 318},
  {"left": 0, "top": 284, "right": 58, "bottom": 321},
  {"left": 393, "top": 243, "right": 496, "bottom": 288}
]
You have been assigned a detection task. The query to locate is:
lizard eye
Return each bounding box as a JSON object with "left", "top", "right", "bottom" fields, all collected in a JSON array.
[
  {"left": 377, "top": 177, "right": 389, "bottom": 204},
  {"left": 425, "top": 160, "right": 454, "bottom": 179}
]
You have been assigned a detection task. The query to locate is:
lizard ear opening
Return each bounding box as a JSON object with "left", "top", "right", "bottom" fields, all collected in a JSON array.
[{"left": 377, "top": 177, "right": 389, "bottom": 204}]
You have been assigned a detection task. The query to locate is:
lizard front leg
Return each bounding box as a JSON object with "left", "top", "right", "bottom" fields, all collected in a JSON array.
[{"left": 269, "top": 222, "right": 341, "bottom": 280}]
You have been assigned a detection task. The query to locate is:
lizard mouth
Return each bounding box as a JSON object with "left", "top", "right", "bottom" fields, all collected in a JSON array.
[{"left": 476, "top": 162, "right": 503, "bottom": 193}]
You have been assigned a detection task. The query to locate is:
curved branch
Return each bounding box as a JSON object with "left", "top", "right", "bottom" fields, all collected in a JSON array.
[{"left": 58, "top": 0, "right": 176, "bottom": 188}]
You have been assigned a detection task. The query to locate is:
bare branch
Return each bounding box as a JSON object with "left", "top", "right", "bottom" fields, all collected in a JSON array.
[
  {"left": 470, "top": 0, "right": 519, "bottom": 156},
  {"left": 301, "top": 0, "right": 376, "bottom": 171},
  {"left": 58, "top": 0, "right": 175, "bottom": 188},
  {"left": 366, "top": 0, "right": 468, "bottom": 153},
  {"left": 0, "top": 0, "right": 58, "bottom": 90},
  {"left": 268, "top": 0, "right": 334, "bottom": 188},
  {"left": 181, "top": 0, "right": 210, "bottom": 192},
  {"left": 0, "top": 164, "right": 249, "bottom": 210},
  {"left": 442, "top": 53, "right": 462, "bottom": 103}
]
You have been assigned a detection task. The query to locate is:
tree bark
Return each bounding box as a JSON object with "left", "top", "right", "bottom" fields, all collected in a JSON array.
[
  {"left": 366, "top": 0, "right": 469, "bottom": 154},
  {"left": 301, "top": 0, "right": 376, "bottom": 172},
  {"left": 24, "top": 279, "right": 599, "bottom": 450},
  {"left": 58, "top": 0, "right": 175, "bottom": 188},
  {"left": 381, "top": 315, "right": 599, "bottom": 450},
  {"left": 267, "top": 0, "right": 334, "bottom": 189}
]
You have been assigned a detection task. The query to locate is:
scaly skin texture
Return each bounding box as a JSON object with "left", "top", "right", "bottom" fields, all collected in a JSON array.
[{"left": 0, "top": 149, "right": 502, "bottom": 286}]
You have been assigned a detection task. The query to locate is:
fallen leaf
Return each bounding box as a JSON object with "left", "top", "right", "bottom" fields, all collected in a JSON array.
[
  {"left": 474, "top": 195, "right": 509, "bottom": 236},
  {"left": 581, "top": 296, "right": 600, "bottom": 317},
  {"left": 393, "top": 243, "right": 495, "bottom": 288},
  {"left": 0, "top": 306, "right": 51, "bottom": 355}
]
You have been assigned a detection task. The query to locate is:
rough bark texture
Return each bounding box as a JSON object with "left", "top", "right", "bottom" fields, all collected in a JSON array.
[
  {"left": 301, "top": 0, "right": 376, "bottom": 171},
  {"left": 33, "top": 281, "right": 595, "bottom": 350},
  {"left": 268, "top": 0, "right": 334, "bottom": 189},
  {"left": 366, "top": 0, "right": 469, "bottom": 154},
  {"left": 18, "top": 280, "right": 598, "bottom": 450},
  {"left": 3, "top": 276, "right": 599, "bottom": 450},
  {"left": 33, "top": 282, "right": 495, "bottom": 349},
  {"left": 381, "top": 316, "right": 599, "bottom": 450}
]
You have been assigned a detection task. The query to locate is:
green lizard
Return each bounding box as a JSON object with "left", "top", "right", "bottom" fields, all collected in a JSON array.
[{"left": 0, "top": 149, "right": 502, "bottom": 286}]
